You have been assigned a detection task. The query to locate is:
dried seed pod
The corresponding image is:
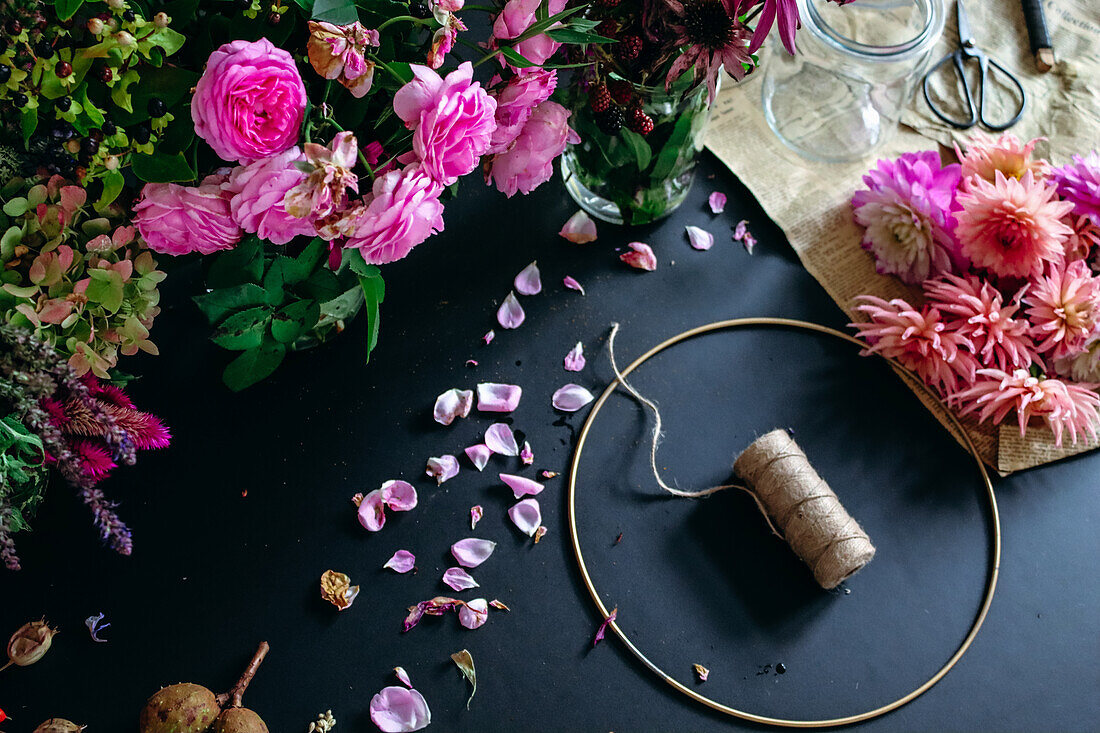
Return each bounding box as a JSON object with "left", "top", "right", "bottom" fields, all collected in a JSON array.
[
  {"left": 5, "top": 619, "right": 58, "bottom": 668},
  {"left": 138, "top": 683, "right": 221, "bottom": 733},
  {"left": 34, "top": 719, "right": 86, "bottom": 732}
]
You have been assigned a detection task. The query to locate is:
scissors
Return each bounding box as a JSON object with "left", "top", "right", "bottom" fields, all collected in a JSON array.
[{"left": 922, "top": 0, "right": 1027, "bottom": 131}]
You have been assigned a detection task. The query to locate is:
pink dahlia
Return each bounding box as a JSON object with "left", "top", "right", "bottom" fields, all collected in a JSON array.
[
  {"left": 342, "top": 164, "right": 445, "bottom": 265},
  {"left": 1062, "top": 214, "right": 1100, "bottom": 263},
  {"left": 488, "top": 69, "right": 557, "bottom": 154},
  {"left": 491, "top": 0, "right": 567, "bottom": 67},
  {"left": 1054, "top": 338, "right": 1100, "bottom": 383},
  {"left": 924, "top": 273, "right": 1040, "bottom": 371},
  {"left": 665, "top": 0, "right": 753, "bottom": 103},
  {"left": 393, "top": 62, "right": 497, "bottom": 186},
  {"left": 955, "top": 133, "right": 1048, "bottom": 188},
  {"left": 224, "top": 148, "right": 315, "bottom": 245},
  {"left": 851, "top": 295, "right": 979, "bottom": 395},
  {"left": 284, "top": 131, "right": 360, "bottom": 220},
  {"left": 133, "top": 174, "right": 241, "bottom": 256},
  {"left": 955, "top": 171, "right": 1073, "bottom": 279},
  {"left": 1050, "top": 151, "right": 1100, "bottom": 226},
  {"left": 852, "top": 151, "right": 963, "bottom": 285},
  {"left": 1025, "top": 259, "right": 1100, "bottom": 360},
  {"left": 950, "top": 368, "right": 1100, "bottom": 447},
  {"left": 487, "top": 101, "right": 573, "bottom": 197}
]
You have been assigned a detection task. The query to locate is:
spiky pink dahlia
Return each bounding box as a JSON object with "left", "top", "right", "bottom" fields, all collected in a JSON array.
[
  {"left": 664, "top": 0, "right": 753, "bottom": 103},
  {"left": 923, "top": 273, "right": 1040, "bottom": 371},
  {"left": 852, "top": 151, "right": 963, "bottom": 284},
  {"left": 955, "top": 133, "right": 1048, "bottom": 187},
  {"left": 1054, "top": 338, "right": 1100, "bottom": 383},
  {"left": 955, "top": 171, "right": 1073, "bottom": 279},
  {"left": 950, "top": 368, "right": 1100, "bottom": 447},
  {"left": 851, "top": 295, "right": 979, "bottom": 395},
  {"left": 1025, "top": 259, "right": 1100, "bottom": 360},
  {"left": 1049, "top": 151, "right": 1100, "bottom": 226},
  {"left": 1062, "top": 214, "right": 1100, "bottom": 263}
]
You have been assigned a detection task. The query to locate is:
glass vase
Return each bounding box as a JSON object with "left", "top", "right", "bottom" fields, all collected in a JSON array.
[{"left": 562, "top": 76, "right": 713, "bottom": 226}]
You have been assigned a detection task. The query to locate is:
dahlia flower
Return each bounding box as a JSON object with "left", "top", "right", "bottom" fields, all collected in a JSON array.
[
  {"left": 1062, "top": 213, "right": 1100, "bottom": 263},
  {"left": 852, "top": 151, "right": 962, "bottom": 284},
  {"left": 1050, "top": 151, "right": 1100, "bottom": 225},
  {"left": 664, "top": 0, "right": 753, "bottom": 103},
  {"left": 1025, "top": 259, "right": 1100, "bottom": 360},
  {"left": 954, "top": 133, "right": 1048, "bottom": 187},
  {"left": 955, "top": 171, "right": 1073, "bottom": 279},
  {"left": 950, "top": 368, "right": 1100, "bottom": 447},
  {"left": 1054, "top": 338, "right": 1100, "bottom": 383},
  {"left": 851, "top": 295, "right": 979, "bottom": 395}
]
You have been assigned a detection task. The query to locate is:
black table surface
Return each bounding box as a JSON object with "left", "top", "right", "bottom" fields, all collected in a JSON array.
[{"left": 2, "top": 153, "right": 1098, "bottom": 732}]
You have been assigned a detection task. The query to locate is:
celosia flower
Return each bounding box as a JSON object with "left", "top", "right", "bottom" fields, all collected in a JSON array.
[
  {"left": 955, "top": 171, "right": 1073, "bottom": 279},
  {"left": 486, "top": 101, "right": 574, "bottom": 197},
  {"left": 949, "top": 368, "right": 1100, "bottom": 447},
  {"left": 284, "top": 131, "right": 360, "bottom": 221},
  {"left": 851, "top": 151, "right": 962, "bottom": 285},
  {"left": 954, "top": 133, "right": 1049, "bottom": 187},
  {"left": 488, "top": 69, "right": 557, "bottom": 154},
  {"left": 1025, "top": 259, "right": 1100, "bottom": 360},
  {"left": 306, "top": 20, "right": 379, "bottom": 98},
  {"left": 133, "top": 174, "right": 241, "bottom": 255},
  {"left": 491, "top": 0, "right": 566, "bottom": 67},
  {"left": 851, "top": 295, "right": 979, "bottom": 394},
  {"left": 665, "top": 0, "right": 753, "bottom": 102},
  {"left": 341, "top": 164, "right": 445, "bottom": 265},
  {"left": 223, "top": 148, "right": 315, "bottom": 245},
  {"left": 1050, "top": 151, "right": 1100, "bottom": 225}
]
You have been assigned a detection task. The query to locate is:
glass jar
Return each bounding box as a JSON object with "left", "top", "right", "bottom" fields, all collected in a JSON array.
[
  {"left": 761, "top": 0, "right": 944, "bottom": 163},
  {"left": 562, "top": 75, "right": 713, "bottom": 226}
]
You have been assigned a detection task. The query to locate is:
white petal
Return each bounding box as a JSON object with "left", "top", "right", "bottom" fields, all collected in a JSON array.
[
  {"left": 559, "top": 210, "right": 598, "bottom": 243},
  {"left": 514, "top": 261, "right": 542, "bottom": 295},
  {"left": 425, "top": 455, "right": 459, "bottom": 485},
  {"left": 708, "top": 191, "right": 727, "bottom": 214},
  {"left": 685, "top": 225, "right": 714, "bottom": 251},
  {"left": 451, "top": 538, "right": 496, "bottom": 568},
  {"left": 496, "top": 291, "right": 525, "bottom": 329},
  {"left": 552, "top": 383, "right": 595, "bottom": 412},
  {"left": 384, "top": 550, "right": 416, "bottom": 573},
  {"left": 464, "top": 444, "right": 492, "bottom": 471},
  {"left": 508, "top": 498, "right": 542, "bottom": 537},
  {"left": 499, "top": 472, "right": 545, "bottom": 499},
  {"left": 563, "top": 275, "right": 586, "bottom": 295},
  {"left": 458, "top": 598, "right": 489, "bottom": 629},
  {"left": 476, "top": 382, "right": 522, "bottom": 412},
  {"left": 442, "top": 567, "right": 480, "bottom": 591},
  {"left": 564, "top": 342, "right": 585, "bottom": 372},
  {"left": 433, "top": 388, "right": 474, "bottom": 426},
  {"left": 485, "top": 423, "right": 519, "bottom": 456}
]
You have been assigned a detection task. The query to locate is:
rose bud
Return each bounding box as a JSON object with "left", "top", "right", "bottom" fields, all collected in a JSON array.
[{"left": 5, "top": 619, "right": 58, "bottom": 668}]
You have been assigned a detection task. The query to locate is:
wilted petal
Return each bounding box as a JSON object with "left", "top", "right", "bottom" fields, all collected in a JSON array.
[
  {"left": 552, "top": 384, "right": 595, "bottom": 412},
  {"left": 443, "top": 566, "right": 479, "bottom": 591},
  {"left": 520, "top": 441, "right": 534, "bottom": 465},
  {"left": 499, "top": 472, "right": 544, "bottom": 499},
  {"left": 564, "top": 342, "right": 585, "bottom": 371},
  {"left": 559, "top": 210, "right": 598, "bottom": 243},
  {"left": 458, "top": 598, "right": 489, "bottom": 630},
  {"left": 742, "top": 232, "right": 756, "bottom": 254},
  {"left": 369, "top": 686, "right": 432, "bottom": 732},
  {"left": 426, "top": 455, "right": 460, "bottom": 485},
  {"left": 320, "top": 569, "right": 360, "bottom": 611},
  {"left": 466, "top": 359, "right": 478, "bottom": 367},
  {"left": 593, "top": 607, "right": 617, "bottom": 647},
  {"left": 685, "top": 225, "right": 714, "bottom": 251},
  {"left": 358, "top": 489, "right": 387, "bottom": 531},
  {"left": 533, "top": 525, "right": 548, "bottom": 543},
  {"left": 470, "top": 505, "right": 483, "bottom": 529},
  {"left": 465, "top": 444, "right": 492, "bottom": 471},
  {"left": 84, "top": 613, "right": 110, "bottom": 643},
  {"left": 450, "top": 649, "right": 477, "bottom": 709},
  {"left": 451, "top": 538, "right": 496, "bottom": 568},
  {"left": 433, "top": 388, "right": 474, "bottom": 426},
  {"left": 382, "top": 480, "right": 418, "bottom": 512},
  {"left": 485, "top": 423, "right": 519, "bottom": 456},
  {"left": 384, "top": 550, "right": 416, "bottom": 574},
  {"left": 514, "top": 261, "right": 542, "bottom": 295},
  {"left": 693, "top": 663, "right": 710, "bottom": 682},
  {"left": 489, "top": 599, "right": 510, "bottom": 611},
  {"left": 508, "top": 498, "right": 542, "bottom": 537},
  {"left": 733, "top": 219, "right": 748, "bottom": 240},
  {"left": 541, "top": 470, "right": 558, "bottom": 479},
  {"left": 395, "top": 666, "right": 413, "bottom": 688},
  {"left": 482, "top": 330, "right": 495, "bottom": 345},
  {"left": 496, "top": 291, "right": 525, "bottom": 329},
  {"left": 476, "top": 382, "right": 522, "bottom": 412},
  {"left": 708, "top": 191, "right": 727, "bottom": 214},
  {"left": 620, "top": 242, "right": 657, "bottom": 271},
  {"left": 563, "top": 275, "right": 586, "bottom": 295}
]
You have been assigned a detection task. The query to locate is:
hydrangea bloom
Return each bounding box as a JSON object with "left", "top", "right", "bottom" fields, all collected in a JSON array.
[
  {"left": 1025, "top": 259, "right": 1100, "bottom": 360},
  {"left": 1049, "top": 151, "right": 1100, "bottom": 225},
  {"left": 955, "top": 133, "right": 1048, "bottom": 187}
]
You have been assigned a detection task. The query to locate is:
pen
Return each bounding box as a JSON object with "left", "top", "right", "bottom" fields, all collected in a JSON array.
[{"left": 1021, "top": 0, "right": 1054, "bottom": 72}]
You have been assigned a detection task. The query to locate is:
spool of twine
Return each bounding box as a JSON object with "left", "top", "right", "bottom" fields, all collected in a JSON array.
[{"left": 733, "top": 429, "right": 875, "bottom": 589}]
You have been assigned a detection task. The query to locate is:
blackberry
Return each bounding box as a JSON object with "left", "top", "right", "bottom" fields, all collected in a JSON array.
[
  {"left": 147, "top": 97, "right": 167, "bottom": 117},
  {"left": 597, "top": 0, "right": 621, "bottom": 6},
  {"left": 595, "top": 19, "right": 618, "bottom": 38},
  {"left": 56, "top": 96, "right": 72, "bottom": 112},
  {"left": 608, "top": 79, "right": 633, "bottom": 105},
  {"left": 132, "top": 123, "right": 151, "bottom": 144},
  {"left": 11, "top": 92, "right": 28, "bottom": 108},
  {"left": 628, "top": 107, "right": 654, "bottom": 136},
  {"left": 589, "top": 84, "right": 611, "bottom": 113},
  {"left": 410, "top": 0, "right": 431, "bottom": 17},
  {"left": 34, "top": 38, "right": 54, "bottom": 58},
  {"left": 55, "top": 60, "right": 72, "bottom": 77},
  {"left": 617, "top": 34, "right": 642, "bottom": 62},
  {"left": 596, "top": 106, "right": 624, "bottom": 135}
]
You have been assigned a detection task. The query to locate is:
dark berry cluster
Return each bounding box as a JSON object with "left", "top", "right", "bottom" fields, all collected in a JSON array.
[{"left": 587, "top": 82, "right": 655, "bottom": 136}]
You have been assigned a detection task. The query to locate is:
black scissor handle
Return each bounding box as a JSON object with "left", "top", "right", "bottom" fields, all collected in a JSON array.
[
  {"left": 978, "top": 56, "right": 1027, "bottom": 131},
  {"left": 923, "top": 50, "right": 979, "bottom": 130}
]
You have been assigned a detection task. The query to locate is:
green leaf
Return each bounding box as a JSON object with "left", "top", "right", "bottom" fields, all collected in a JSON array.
[
  {"left": 546, "top": 28, "right": 614, "bottom": 44},
  {"left": 77, "top": 85, "right": 105, "bottom": 127},
  {"left": 300, "top": 267, "right": 343, "bottom": 302},
  {"left": 650, "top": 109, "right": 696, "bottom": 181},
  {"left": 21, "top": 107, "right": 38, "bottom": 147},
  {"left": 344, "top": 248, "right": 378, "bottom": 278},
  {"left": 2, "top": 198, "right": 28, "bottom": 217},
  {"left": 131, "top": 152, "right": 196, "bottom": 183},
  {"left": 498, "top": 46, "right": 539, "bottom": 68},
  {"left": 143, "top": 27, "right": 187, "bottom": 56},
  {"left": 358, "top": 270, "right": 385, "bottom": 359},
  {"left": 271, "top": 298, "right": 321, "bottom": 343},
  {"left": 110, "top": 69, "right": 141, "bottom": 113},
  {"left": 205, "top": 236, "right": 264, "bottom": 289},
  {"left": 223, "top": 340, "right": 287, "bottom": 391},
  {"left": 211, "top": 306, "right": 272, "bottom": 350},
  {"left": 619, "top": 128, "right": 652, "bottom": 171},
  {"left": 95, "top": 169, "right": 125, "bottom": 210},
  {"left": 312, "top": 0, "right": 358, "bottom": 25},
  {"left": 85, "top": 269, "right": 125, "bottom": 313},
  {"left": 192, "top": 282, "right": 269, "bottom": 323},
  {"left": 54, "top": 0, "right": 85, "bottom": 21},
  {"left": 113, "top": 65, "right": 199, "bottom": 126}
]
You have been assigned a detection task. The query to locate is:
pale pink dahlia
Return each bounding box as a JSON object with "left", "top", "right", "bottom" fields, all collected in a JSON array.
[
  {"left": 1050, "top": 151, "right": 1100, "bottom": 226},
  {"left": 954, "top": 133, "right": 1048, "bottom": 188},
  {"left": 1054, "top": 338, "right": 1100, "bottom": 383},
  {"left": 955, "top": 171, "right": 1073, "bottom": 279},
  {"left": 1062, "top": 214, "right": 1100, "bottom": 263},
  {"left": 949, "top": 368, "right": 1100, "bottom": 447},
  {"left": 1025, "top": 259, "right": 1100, "bottom": 360},
  {"left": 664, "top": 0, "right": 753, "bottom": 103},
  {"left": 923, "top": 273, "right": 1040, "bottom": 371},
  {"left": 852, "top": 151, "right": 963, "bottom": 285},
  {"left": 851, "top": 295, "right": 979, "bottom": 395}
]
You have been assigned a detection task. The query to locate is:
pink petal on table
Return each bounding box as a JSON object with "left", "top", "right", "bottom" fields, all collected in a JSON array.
[
  {"left": 426, "top": 455, "right": 460, "bottom": 485},
  {"left": 451, "top": 538, "right": 497, "bottom": 568},
  {"left": 470, "top": 505, "right": 483, "bottom": 529},
  {"left": 358, "top": 489, "right": 387, "bottom": 531},
  {"left": 563, "top": 275, "right": 586, "bottom": 295},
  {"left": 485, "top": 423, "right": 519, "bottom": 456},
  {"left": 733, "top": 219, "right": 748, "bottom": 240},
  {"left": 489, "top": 599, "right": 510, "bottom": 611},
  {"left": 620, "top": 242, "right": 657, "bottom": 271},
  {"left": 496, "top": 291, "right": 525, "bottom": 329},
  {"left": 708, "top": 191, "right": 727, "bottom": 214},
  {"left": 382, "top": 480, "right": 418, "bottom": 512},
  {"left": 394, "top": 666, "right": 413, "bottom": 688},
  {"left": 458, "top": 598, "right": 489, "bottom": 630},
  {"left": 685, "top": 225, "right": 714, "bottom": 251},
  {"left": 465, "top": 444, "right": 492, "bottom": 471},
  {"left": 553, "top": 383, "right": 595, "bottom": 412},
  {"left": 443, "top": 566, "right": 480, "bottom": 591},
  {"left": 564, "top": 341, "right": 585, "bottom": 372},
  {"left": 500, "top": 472, "right": 545, "bottom": 499},
  {"left": 369, "top": 686, "right": 432, "bottom": 732},
  {"left": 384, "top": 550, "right": 416, "bottom": 574},
  {"left": 742, "top": 232, "right": 756, "bottom": 254},
  {"left": 514, "top": 261, "right": 542, "bottom": 295},
  {"left": 541, "top": 470, "right": 558, "bottom": 479},
  {"left": 559, "top": 210, "right": 598, "bottom": 243},
  {"left": 476, "top": 382, "right": 522, "bottom": 412},
  {"left": 466, "top": 359, "right": 478, "bottom": 367},
  {"left": 520, "top": 441, "right": 534, "bottom": 465},
  {"left": 482, "top": 330, "right": 495, "bottom": 345},
  {"left": 433, "top": 388, "right": 474, "bottom": 426},
  {"left": 508, "top": 498, "right": 542, "bottom": 537},
  {"left": 593, "top": 607, "right": 618, "bottom": 647}
]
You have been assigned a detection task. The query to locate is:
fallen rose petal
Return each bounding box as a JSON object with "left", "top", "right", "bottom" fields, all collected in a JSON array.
[
  {"left": 563, "top": 275, "right": 586, "bottom": 295},
  {"left": 593, "top": 607, "right": 618, "bottom": 647},
  {"left": 514, "top": 261, "right": 542, "bottom": 295},
  {"left": 382, "top": 481, "right": 418, "bottom": 512},
  {"left": 693, "top": 663, "right": 710, "bottom": 682},
  {"left": 489, "top": 599, "right": 510, "bottom": 611},
  {"left": 508, "top": 498, "right": 542, "bottom": 537},
  {"left": 395, "top": 666, "right": 413, "bottom": 688},
  {"left": 321, "top": 569, "right": 360, "bottom": 611},
  {"left": 351, "top": 492, "right": 365, "bottom": 507},
  {"left": 564, "top": 342, "right": 585, "bottom": 371},
  {"left": 742, "top": 232, "right": 756, "bottom": 254},
  {"left": 733, "top": 219, "right": 748, "bottom": 240},
  {"left": 384, "top": 550, "right": 416, "bottom": 574},
  {"left": 552, "top": 384, "right": 595, "bottom": 412},
  {"left": 620, "top": 242, "right": 657, "bottom": 271},
  {"left": 708, "top": 191, "right": 727, "bottom": 214},
  {"left": 685, "top": 225, "right": 714, "bottom": 251},
  {"left": 451, "top": 538, "right": 496, "bottom": 568},
  {"left": 464, "top": 444, "right": 492, "bottom": 471},
  {"left": 520, "top": 441, "right": 534, "bottom": 465},
  {"left": 541, "top": 470, "right": 558, "bottom": 479},
  {"left": 476, "top": 382, "right": 522, "bottom": 412},
  {"left": 483, "top": 330, "right": 495, "bottom": 345},
  {"left": 369, "top": 685, "right": 431, "bottom": 732},
  {"left": 84, "top": 612, "right": 110, "bottom": 643},
  {"left": 559, "top": 210, "right": 597, "bottom": 243},
  {"left": 443, "top": 566, "right": 480, "bottom": 591},
  {"left": 534, "top": 525, "right": 548, "bottom": 544},
  {"left": 485, "top": 423, "right": 519, "bottom": 456},
  {"left": 466, "top": 359, "right": 478, "bottom": 367},
  {"left": 458, "top": 598, "right": 489, "bottom": 630},
  {"left": 404, "top": 596, "right": 464, "bottom": 632},
  {"left": 500, "top": 473, "right": 545, "bottom": 499},
  {"left": 433, "top": 388, "right": 474, "bottom": 426},
  {"left": 426, "top": 455, "right": 460, "bottom": 485},
  {"left": 451, "top": 649, "right": 477, "bottom": 709},
  {"left": 358, "top": 489, "right": 387, "bottom": 531},
  {"left": 470, "top": 505, "right": 483, "bottom": 529},
  {"left": 496, "top": 291, "right": 525, "bottom": 329}
]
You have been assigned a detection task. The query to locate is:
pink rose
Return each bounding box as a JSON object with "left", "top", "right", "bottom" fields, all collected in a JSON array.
[
  {"left": 489, "top": 69, "right": 557, "bottom": 154},
  {"left": 133, "top": 174, "right": 241, "bottom": 256},
  {"left": 487, "top": 101, "right": 573, "bottom": 197},
  {"left": 223, "top": 148, "right": 315, "bottom": 246},
  {"left": 192, "top": 38, "right": 307, "bottom": 164},
  {"left": 343, "top": 164, "right": 445, "bottom": 264},
  {"left": 491, "top": 0, "right": 566, "bottom": 67},
  {"left": 393, "top": 62, "right": 497, "bottom": 186}
]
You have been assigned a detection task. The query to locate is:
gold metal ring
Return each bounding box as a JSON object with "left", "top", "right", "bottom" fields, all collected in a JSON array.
[{"left": 566, "top": 317, "right": 1001, "bottom": 728}]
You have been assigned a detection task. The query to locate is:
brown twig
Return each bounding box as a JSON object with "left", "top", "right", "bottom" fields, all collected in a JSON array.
[{"left": 216, "top": 642, "right": 270, "bottom": 708}]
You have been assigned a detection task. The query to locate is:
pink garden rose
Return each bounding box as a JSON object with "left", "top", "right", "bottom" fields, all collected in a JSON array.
[
  {"left": 491, "top": 0, "right": 567, "bottom": 67},
  {"left": 343, "top": 164, "right": 445, "bottom": 264},
  {"left": 393, "top": 62, "right": 497, "bottom": 186},
  {"left": 133, "top": 174, "right": 241, "bottom": 256},
  {"left": 223, "top": 148, "right": 315, "bottom": 245},
  {"left": 488, "top": 69, "right": 557, "bottom": 154},
  {"left": 487, "top": 101, "right": 574, "bottom": 197},
  {"left": 192, "top": 38, "right": 308, "bottom": 164}
]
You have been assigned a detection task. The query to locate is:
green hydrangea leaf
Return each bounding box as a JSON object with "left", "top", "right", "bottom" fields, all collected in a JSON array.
[{"left": 85, "top": 269, "right": 126, "bottom": 313}]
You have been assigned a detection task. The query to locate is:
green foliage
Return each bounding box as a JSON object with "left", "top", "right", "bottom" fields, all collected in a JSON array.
[
  {"left": 0, "top": 415, "right": 48, "bottom": 536},
  {"left": 313, "top": 0, "right": 359, "bottom": 25}
]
